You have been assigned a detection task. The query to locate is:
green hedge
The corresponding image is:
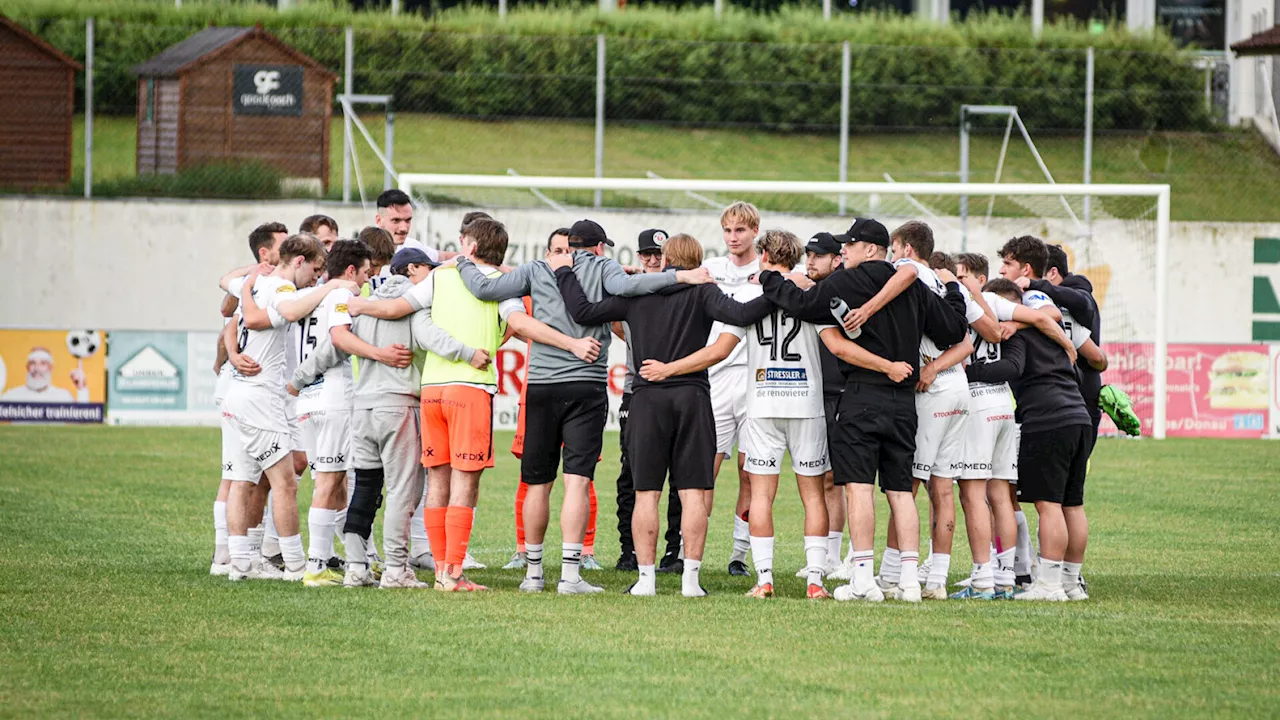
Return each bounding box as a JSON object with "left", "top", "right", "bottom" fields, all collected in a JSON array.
[{"left": 4, "top": 2, "right": 1215, "bottom": 131}]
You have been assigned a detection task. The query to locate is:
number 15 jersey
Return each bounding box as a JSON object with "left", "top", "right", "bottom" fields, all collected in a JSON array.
[{"left": 739, "top": 307, "right": 828, "bottom": 419}]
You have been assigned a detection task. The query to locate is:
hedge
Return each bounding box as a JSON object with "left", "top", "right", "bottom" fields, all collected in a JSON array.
[{"left": 4, "top": 2, "right": 1215, "bottom": 131}]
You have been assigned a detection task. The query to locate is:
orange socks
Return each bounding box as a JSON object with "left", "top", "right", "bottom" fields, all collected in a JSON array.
[
  {"left": 585, "top": 481, "right": 598, "bottom": 555},
  {"left": 515, "top": 480, "right": 528, "bottom": 553},
  {"left": 444, "top": 506, "right": 475, "bottom": 568},
  {"left": 424, "top": 507, "right": 447, "bottom": 567}
]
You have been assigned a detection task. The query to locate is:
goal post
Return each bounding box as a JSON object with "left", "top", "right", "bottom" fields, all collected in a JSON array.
[{"left": 399, "top": 173, "right": 1172, "bottom": 440}]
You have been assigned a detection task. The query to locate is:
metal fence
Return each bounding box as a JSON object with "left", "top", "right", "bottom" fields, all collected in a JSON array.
[{"left": 5, "top": 19, "right": 1278, "bottom": 221}]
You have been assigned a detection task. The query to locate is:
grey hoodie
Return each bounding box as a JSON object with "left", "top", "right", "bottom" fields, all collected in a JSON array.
[
  {"left": 291, "top": 275, "right": 476, "bottom": 410},
  {"left": 457, "top": 251, "right": 675, "bottom": 385}
]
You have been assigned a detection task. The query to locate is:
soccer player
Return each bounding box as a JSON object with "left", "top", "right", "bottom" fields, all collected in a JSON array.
[
  {"left": 299, "top": 214, "right": 339, "bottom": 252},
  {"left": 358, "top": 226, "right": 397, "bottom": 293},
  {"left": 218, "top": 234, "right": 356, "bottom": 581},
  {"left": 1036, "top": 244, "right": 1109, "bottom": 435},
  {"left": 758, "top": 218, "right": 970, "bottom": 603},
  {"left": 613, "top": 228, "right": 685, "bottom": 574},
  {"left": 454, "top": 219, "right": 711, "bottom": 594},
  {"left": 803, "top": 232, "right": 852, "bottom": 579},
  {"left": 553, "top": 233, "right": 772, "bottom": 597},
  {"left": 639, "top": 231, "right": 837, "bottom": 599},
  {"left": 210, "top": 222, "right": 287, "bottom": 575},
  {"left": 702, "top": 202, "right": 763, "bottom": 577}
]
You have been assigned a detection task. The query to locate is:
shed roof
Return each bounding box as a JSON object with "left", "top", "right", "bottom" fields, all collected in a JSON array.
[
  {"left": 0, "top": 14, "right": 84, "bottom": 70},
  {"left": 131, "top": 25, "right": 337, "bottom": 79},
  {"left": 1231, "top": 24, "right": 1280, "bottom": 56}
]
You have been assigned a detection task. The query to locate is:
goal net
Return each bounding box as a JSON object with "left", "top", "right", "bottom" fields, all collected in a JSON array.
[{"left": 398, "top": 174, "right": 1171, "bottom": 440}]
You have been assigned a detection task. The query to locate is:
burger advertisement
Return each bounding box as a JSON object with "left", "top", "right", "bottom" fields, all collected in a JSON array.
[{"left": 1165, "top": 344, "right": 1270, "bottom": 438}]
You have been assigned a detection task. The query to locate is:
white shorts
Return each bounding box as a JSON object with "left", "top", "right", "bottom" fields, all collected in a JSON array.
[
  {"left": 742, "top": 416, "right": 831, "bottom": 476},
  {"left": 711, "top": 366, "right": 749, "bottom": 457},
  {"left": 287, "top": 397, "right": 304, "bottom": 453},
  {"left": 301, "top": 409, "right": 353, "bottom": 473},
  {"left": 221, "top": 413, "right": 292, "bottom": 483},
  {"left": 912, "top": 386, "right": 970, "bottom": 481},
  {"left": 213, "top": 365, "right": 233, "bottom": 406},
  {"left": 960, "top": 394, "right": 1018, "bottom": 481}
]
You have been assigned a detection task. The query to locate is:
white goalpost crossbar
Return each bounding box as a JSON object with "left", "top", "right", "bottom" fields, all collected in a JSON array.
[{"left": 400, "top": 173, "right": 1172, "bottom": 440}]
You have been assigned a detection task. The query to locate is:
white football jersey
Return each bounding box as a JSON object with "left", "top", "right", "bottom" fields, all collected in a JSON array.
[
  {"left": 223, "top": 274, "right": 295, "bottom": 431},
  {"left": 295, "top": 288, "right": 356, "bottom": 414},
  {"left": 744, "top": 308, "right": 825, "bottom": 419},
  {"left": 894, "top": 258, "right": 969, "bottom": 396},
  {"left": 968, "top": 291, "right": 1012, "bottom": 390},
  {"left": 1060, "top": 307, "right": 1092, "bottom": 350},
  {"left": 703, "top": 255, "right": 761, "bottom": 375}
]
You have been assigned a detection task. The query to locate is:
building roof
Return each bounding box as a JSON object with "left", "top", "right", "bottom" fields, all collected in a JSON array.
[
  {"left": 0, "top": 14, "right": 83, "bottom": 70},
  {"left": 1231, "top": 25, "right": 1280, "bottom": 56},
  {"left": 131, "top": 25, "right": 337, "bottom": 79}
]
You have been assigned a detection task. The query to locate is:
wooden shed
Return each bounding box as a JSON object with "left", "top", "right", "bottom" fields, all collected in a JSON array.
[
  {"left": 132, "top": 26, "right": 336, "bottom": 191},
  {"left": 0, "top": 15, "right": 81, "bottom": 188}
]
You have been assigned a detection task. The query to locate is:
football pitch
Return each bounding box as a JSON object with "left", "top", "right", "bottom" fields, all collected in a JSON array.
[{"left": 1, "top": 427, "right": 1277, "bottom": 718}]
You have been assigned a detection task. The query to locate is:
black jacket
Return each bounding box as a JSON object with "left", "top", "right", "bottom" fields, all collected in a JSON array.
[
  {"left": 1029, "top": 275, "right": 1103, "bottom": 416},
  {"left": 968, "top": 328, "right": 1091, "bottom": 433},
  {"left": 556, "top": 266, "right": 773, "bottom": 392},
  {"left": 759, "top": 260, "right": 969, "bottom": 389}
]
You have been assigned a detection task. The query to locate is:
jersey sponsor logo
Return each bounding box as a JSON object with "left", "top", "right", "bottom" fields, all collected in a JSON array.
[
  {"left": 277, "top": 284, "right": 296, "bottom": 293},
  {"left": 746, "top": 456, "right": 779, "bottom": 469},
  {"left": 223, "top": 461, "right": 234, "bottom": 472},
  {"left": 253, "top": 442, "right": 282, "bottom": 463},
  {"left": 316, "top": 454, "right": 346, "bottom": 465},
  {"left": 334, "top": 303, "right": 349, "bottom": 314},
  {"left": 986, "top": 413, "right": 1015, "bottom": 422},
  {"left": 797, "top": 456, "right": 827, "bottom": 470},
  {"left": 964, "top": 461, "right": 993, "bottom": 472},
  {"left": 932, "top": 408, "right": 967, "bottom": 419},
  {"left": 454, "top": 451, "right": 488, "bottom": 462}
]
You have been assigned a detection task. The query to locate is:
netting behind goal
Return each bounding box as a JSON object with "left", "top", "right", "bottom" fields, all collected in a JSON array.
[{"left": 399, "top": 174, "right": 1170, "bottom": 439}]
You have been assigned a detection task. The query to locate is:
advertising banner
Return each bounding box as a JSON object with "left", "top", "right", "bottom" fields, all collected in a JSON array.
[
  {"left": 0, "top": 329, "right": 106, "bottom": 423},
  {"left": 107, "top": 331, "right": 221, "bottom": 425},
  {"left": 233, "top": 65, "right": 303, "bottom": 116},
  {"left": 491, "top": 335, "right": 629, "bottom": 432},
  {"left": 1270, "top": 344, "right": 1280, "bottom": 439},
  {"left": 1100, "top": 342, "right": 1271, "bottom": 438}
]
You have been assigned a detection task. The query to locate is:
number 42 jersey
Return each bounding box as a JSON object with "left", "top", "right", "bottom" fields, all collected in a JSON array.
[{"left": 737, "top": 307, "right": 829, "bottom": 419}]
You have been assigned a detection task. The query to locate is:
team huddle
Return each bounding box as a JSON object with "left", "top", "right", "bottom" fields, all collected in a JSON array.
[{"left": 209, "top": 190, "right": 1139, "bottom": 601}]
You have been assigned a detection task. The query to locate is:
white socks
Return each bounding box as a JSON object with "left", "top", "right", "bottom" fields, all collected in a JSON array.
[
  {"left": 851, "top": 549, "right": 875, "bottom": 591},
  {"left": 562, "top": 542, "right": 583, "bottom": 584},
  {"left": 630, "top": 565, "right": 656, "bottom": 595},
  {"left": 927, "top": 553, "right": 951, "bottom": 588},
  {"left": 1014, "top": 510, "right": 1033, "bottom": 575},
  {"left": 900, "top": 551, "right": 920, "bottom": 588},
  {"left": 826, "top": 531, "right": 842, "bottom": 567},
  {"left": 1062, "top": 561, "right": 1082, "bottom": 589},
  {"left": 881, "top": 547, "right": 902, "bottom": 585},
  {"left": 279, "top": 534, "right": 305, "bottom": 572},
  {"left": 730, "top": 515, "right": 750, "bottom": 564},
  {"left": 213, "top": 502, "right": 229, "bottom": 564},
  {"left": 803, "top": 536, "right": 827, "bottom": 587},
  {"left": 410, "top": 489, "right": 430, "bottom": 560},
  {"left": 971, "top": 560, "right": 995, "bottom": 590},
  {"left": 682, "top": 559, "right": 705, "bottom": 597},
  {"left": 995, "top": 548, "right": 1016, "bottom": 587},
  {"left": 750, "top": 535, "right": 774, "bottom": 586},
  {"left": 229, "top": 535, "right": 252, "bottom": 572},
  {"left": 1038, "top": 557, "right": 1064, "bottom": 590},
  {"left": 525, "top": 543, "right": 544, "bottom": 580},
  {"left": 263, "top": 491, "right": 280, "bottom": 558},
  {"left": 248, "top": 525, "right": 265, "bottom": 560},
  {"left": 307, "top": 507, "right": 337, "bottom": 570}
]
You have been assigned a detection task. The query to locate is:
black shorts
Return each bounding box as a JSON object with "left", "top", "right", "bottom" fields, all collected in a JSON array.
[
  {"left": 628, "top": 384, "right": 716, "bottom": 493},
  {"left": 829, "top": 383, "right": 917, "bottom": 493},
  {"left": 521, "top": 381, "right": 608, "bottom": 485},
  {"left": 1017, "top": 424, "right": 1091, "bottom": 507},
  {"left": 823, "top": 393, "right": 841, "bottom": 456}
]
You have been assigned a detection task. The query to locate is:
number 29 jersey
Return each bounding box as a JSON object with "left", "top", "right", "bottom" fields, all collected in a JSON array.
[{"left": 740, "top": 308, "right": 827, "bottom": 419}]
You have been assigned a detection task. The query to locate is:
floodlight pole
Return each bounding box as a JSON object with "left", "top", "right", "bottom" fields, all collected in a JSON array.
[
  {"left": 839, "top": 41, "right": 851, "bottom": 215},
  {"left": 343, "top": 26, "right": 353, "bottom": 204},
  {"left": 84, "top": 18, "right": 93, "bottom": 199},
  {"left": 595, "top": 34, "right": 606, "bottom": 209}
]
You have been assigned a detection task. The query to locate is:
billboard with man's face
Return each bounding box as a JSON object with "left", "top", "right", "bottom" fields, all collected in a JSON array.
[{"left": 0, "top": 330, "right": 106, "bottom": 423}]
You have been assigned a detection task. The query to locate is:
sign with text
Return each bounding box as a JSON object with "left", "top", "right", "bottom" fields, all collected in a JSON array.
[
  {"left": 492, "top": 336, "right": 628, "bottom": 432},
  {"left": 107, "top": 331, "right": 221, "bottom": 425},
  {"left": 0, "top": 329, "right": 105, "bottom": 423},
  {"left": 1100, "top": 342, "right": 1271, "bottom": 438},
  {"left": 233, "top": 65, "right": 303, "bottom": 116}
]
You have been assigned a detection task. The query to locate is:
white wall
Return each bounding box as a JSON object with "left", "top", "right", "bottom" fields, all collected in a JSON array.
[{"left": 0, "top": 196, "right": 1271, "bottom": 343}]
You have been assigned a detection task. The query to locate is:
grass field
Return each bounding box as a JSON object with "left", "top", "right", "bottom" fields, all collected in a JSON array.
[
  {"left": 69, "top": 114, "right": 1280, "bottom": 221},
  {"left": 1, "top": 427, "right": 1278, "bottom": 717}
]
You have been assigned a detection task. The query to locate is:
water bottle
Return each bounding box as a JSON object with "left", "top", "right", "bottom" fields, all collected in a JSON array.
[{"left": 830, "top": 297, "right": 861, "bottom": 339}]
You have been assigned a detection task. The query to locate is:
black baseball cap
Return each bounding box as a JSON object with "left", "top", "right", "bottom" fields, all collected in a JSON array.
[
  {"left": 638, "top": 229, "right": 668, "bottom": 254},
  {"left": 805, "top": 232, "right": 842, "bottom": 256},
  {"left": 568, "top": 219, "right": 615, "bottom": 248},
  {"left": 838, "top": 218, "right": 890, "bottom": 247}
]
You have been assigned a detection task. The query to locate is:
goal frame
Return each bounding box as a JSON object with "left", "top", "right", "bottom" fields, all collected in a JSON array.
[{"left": 399, "top": 173, "right": 1172, "bottom": 440}]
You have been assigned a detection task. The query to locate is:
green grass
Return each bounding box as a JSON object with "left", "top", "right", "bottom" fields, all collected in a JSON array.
[
  {"left": 66, "top": 114, "right": 1280, "bottom": 221},
  {"left": 1, "top": 428, "right": 1278, "bottom": 717}
]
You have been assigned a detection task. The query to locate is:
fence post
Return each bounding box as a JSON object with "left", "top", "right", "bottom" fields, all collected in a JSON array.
[
  {"left": 838, "top": 40, "right": 850, "bottom": 215},
  {"left": 1031, "top": 0, "right": 1044, "bottom": 38},
  {"left": 84, "top": 18, "right": 93, "bottom": 199},
  {"left": 595, "top": 34, "right": 606, "bottom": 209},
  {"left": 499, "top": 0, "right": 507, "bottom": 20},
  {"left": 391, "top": 0, "right": 400, "bottom": 16},
  {"left": 1083, "top": 46, "right": 1095, "bottom": 229},
  {"left": 824, "top": 0, "right": 832, "bottom": 21},
  {"left": 715, "top": 0, "right": 723, "bottom": 20},
  {"left": 343, "top": 26, "right": 353, "bottom": 204}
]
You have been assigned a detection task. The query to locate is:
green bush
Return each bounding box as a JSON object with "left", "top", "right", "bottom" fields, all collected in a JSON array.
[
  {"left": 92, "top": 161, "right": 286, "bottom": 199},
  {"left": 3, "top": 1, "right": 1215, "bottom": 130}
]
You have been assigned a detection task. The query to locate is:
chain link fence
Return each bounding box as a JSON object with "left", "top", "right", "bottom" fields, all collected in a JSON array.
[{"left": 2, "top": 18, "right": 1277, "bottom": 221}]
